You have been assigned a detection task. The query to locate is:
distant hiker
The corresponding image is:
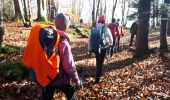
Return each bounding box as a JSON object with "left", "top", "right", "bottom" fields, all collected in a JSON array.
[
  {"left": 108, "top": 18, "right": 124, "bottom": 55},
  {"left": 80, "top": 18, "right": 83, "bottom": 26},
  {"left": 129, "top": 21, "right": 137, "bottom": 46},
  {"left": 22, "top": 13, "right": 82, "bottom": 100},
  {"left": 117, "top": 20, "right": 124, "bottom": 50},
  {"left": 88, "top": 15, "right": 113, "bottom": 84}
]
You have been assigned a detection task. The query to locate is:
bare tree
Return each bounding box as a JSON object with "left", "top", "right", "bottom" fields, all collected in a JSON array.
[
  {"left": 124, "top": 2, "right": 130, "bottom": 26},
  {"left": 23, "top": 0, "right": 31, "bottom": 26},
  {"left": 36, "top": 0, "right": 47, "bottom": 21},
  {"left": 0, "top": 10, "right": 4, "bottom": 46},
  {"left": 96, "top": 0, "right": 101, "bottom": 18},
  {"left": 135, "top": 0, "right": 151, "bottom": 57},
  {"left": 47, "top": 0, "right": 58, "bottom": 20},
  {"left": 112, "top": 0, "right": 118, "bottom": 19},
  {"left": 121, "top": 0, "right": 126, "bottom": 25},
  {"left": 104, "top": 0, "right": 106, "bottom": 15},
  {"left": 13, "top": 0, "right": 31, "bottom": 27},
  {"left": 151, "top": 0, "right": 159, "bottom": 28},
  {"left": 91, "top": 0, "right": 101, "bottom": 27},
  {"left": 92, "top": 0, "right": 96, "bottom": 27},
  {"left": 168, "top": 20, "right": 170, "bottom": 36},
  {"left": 99, "top": 0, "right": 106, "bottom": 16},
  {"left": 13, "top": 0, "right": 22, "bottom": 19},
  {"left": 160, "top": 0, "right": 169, "bottom": 53},
  {"left": 77, "top": 0, "right": 84, "bottom": 16}
]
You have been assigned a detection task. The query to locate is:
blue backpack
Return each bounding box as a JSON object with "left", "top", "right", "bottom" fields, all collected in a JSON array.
[{"left": 90, "top": 26, "right": 109, "bottom": 53}]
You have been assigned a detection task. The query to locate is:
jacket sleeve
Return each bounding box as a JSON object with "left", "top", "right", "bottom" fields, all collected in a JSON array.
[{"left": 59, "top": 40, "right": 80, "bottom": 84}]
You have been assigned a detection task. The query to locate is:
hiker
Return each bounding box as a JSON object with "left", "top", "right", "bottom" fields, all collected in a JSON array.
[
  {"left": 108, "top": 18, "right": 123, "bottom": 54},
  {"left": 129, "top": 21, "right": 137, "bottom": 46},
  {"left": 117, "top": 20, "right": 124, "bottom": 50},
  {"left": 88, "top": 15, "right": 113, "bottom": 84},
  {"left": 22, "top": 13, "right": 81, "bottom": 100},
  {"left": 80, "top": 18, "right": 83, "bottom": 26}
]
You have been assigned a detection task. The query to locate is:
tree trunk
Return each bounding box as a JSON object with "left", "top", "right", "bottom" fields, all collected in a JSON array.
[
  {"left": 47, "top": 0, "right": 51, "bottom": 19},
  {"left": 27, "top": 0, "right": 31, "bottom": 20},
  {"left": 16, "top": 0, "right": 31, "bottom": 27},
  {"left": 156, "top": 1, "right": 160, "bottom": 26},
  {"left": 96, "top": 0, "right": 100, "bottom": 19},
  {"left": 104, "top": 0, "right": 106, "bottom": 15},
  {"left": 99, "top": 0, "right": 102, "bottom": 16},
  {"left": 124, "top": 2, "right": 130, "bottom": 26},
  {"left": 0, "top": 11, "right": 4, "bottom": 46},
  {"left": 55, "top": 0, "right": 59, "bottom": 15},
  {"left": 23, "top": 0, "right": 31, "bottom": 27},
  {"left": 167, "top": 20, "right": 170, "bottom": 36},
  {"left": 77, "top": 0, "right": 84, "bottom": 16},
  {"left": 121, "top": 0, "right": 126, "bottom": 25},
  {"left": 36, "top": 0, "right": 47, "bottom": 21},
  {"left": 92, "top": 0, "right": 96, "bottom": 27},
  {"left": 71, "top": 0, "right": 77, "bottom": 24},
  {"left": 13, "top": 0, "right": 30, "bottom": 26},
  {"left": 160, "top": 0, "right": 169, "bottom": 52},
  {"left": 37, "top": 0, "right": 41, "bottom": 20},
  {"left": 135, "top": 0, "right": 151, "bottom": 57},
  {"left": 23, "top": 0, "right": 28, "bottom": 21},
  {"left": 13, "top": 0, "right": 22, "bottom": 19},
  {"left": 112, "top": 0, "right": 118, "bottom": 19}
]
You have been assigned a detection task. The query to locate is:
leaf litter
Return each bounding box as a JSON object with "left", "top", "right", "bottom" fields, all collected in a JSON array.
[{"left": 0, "top": 22, "right": 170, "bottom": 100}]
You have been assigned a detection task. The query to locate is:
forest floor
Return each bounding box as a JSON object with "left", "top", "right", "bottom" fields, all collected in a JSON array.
[{"left": 0, "top": 21, "right": 170, "bottom": 100}]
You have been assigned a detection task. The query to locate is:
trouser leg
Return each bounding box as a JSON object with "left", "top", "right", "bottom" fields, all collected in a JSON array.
[
  {"left": 41, "top": 85, "right": 55, "bottom": 100},
  {"left": 95, "top": 49, "right": 106, "bottom": 83},
  {"left": 130, "top": 32, "right": 135, "bottom": 46},
  {"left": 57, "top": 85, "right": 77, "bottom": 100},
  {"left": 117, "top": 36, "right": 120, "bottom": 50}
]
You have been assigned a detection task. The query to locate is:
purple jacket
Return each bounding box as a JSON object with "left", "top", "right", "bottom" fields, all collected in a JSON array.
[{"left": 51, "top": 31, "right": 80, "bottom": 86}]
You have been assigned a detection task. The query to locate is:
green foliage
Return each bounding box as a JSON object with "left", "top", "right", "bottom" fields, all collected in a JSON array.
[
  {"left": 75, "top": 27, "right": 89, "bottom": 38},
  {"left": 70, "top": 25, "right": 77, "bottom": 29},
  {"left": 0, "top": 61, "right": 28, "bottom": 81},
  {"left": 76, "top": 66, "right": 84, "bottom": 73},
  {"left": 0, "top": 45, "right": 18, "bottom": 54},
  {"left": 0, "top": 54, "right": 5, "bottom": 61}
]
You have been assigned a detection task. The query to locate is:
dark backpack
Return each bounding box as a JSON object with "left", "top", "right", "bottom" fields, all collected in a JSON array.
[
  {"left": 90, "top": 26, "right": 109, "bottom": 53},
  {"left": 130, "top": 22, "right": 137, "bottom": 34}
]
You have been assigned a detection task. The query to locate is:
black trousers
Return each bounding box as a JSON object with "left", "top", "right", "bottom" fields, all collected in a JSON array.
[
  {"left": 42, "top": 84, "right": 76, "bottom": 100},
  {"left": 130, "top": 32, "right": 137, "bottom": 46},
  {"left": 94, "top": 49, "right": 106, "bottom": 79}
]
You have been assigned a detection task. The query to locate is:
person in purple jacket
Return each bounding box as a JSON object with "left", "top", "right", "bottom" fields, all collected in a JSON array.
[{"left": 41, "top": 13, "right": 81, "bottom": 100}]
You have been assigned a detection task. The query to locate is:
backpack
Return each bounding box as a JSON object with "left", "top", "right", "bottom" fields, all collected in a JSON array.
[
  {"left": 22, "top": 24, "right": 61, "bottom": 87},
  {"left": 90, "top": 26, "right": 109, "bottom": 53},
  {"left": 130, "top": 22, "right": 137, "bottom": 34}
]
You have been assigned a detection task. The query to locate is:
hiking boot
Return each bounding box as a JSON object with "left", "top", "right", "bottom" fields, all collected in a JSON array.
[
  {"left": 95, "top": 77, "right": 101, "bottom": 84},
  {"left": 129, "top": 43, "right": 132, "bottom": 47}
]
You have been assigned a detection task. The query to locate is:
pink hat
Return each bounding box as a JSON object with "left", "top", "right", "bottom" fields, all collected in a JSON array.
[{"left": 98, "top": 15, "right": 105, "bottom": 23}]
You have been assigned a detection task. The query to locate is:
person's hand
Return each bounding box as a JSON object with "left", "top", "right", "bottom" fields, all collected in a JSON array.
[{"left": 87, "top": 50, "right": 92, "bottom": 57}]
